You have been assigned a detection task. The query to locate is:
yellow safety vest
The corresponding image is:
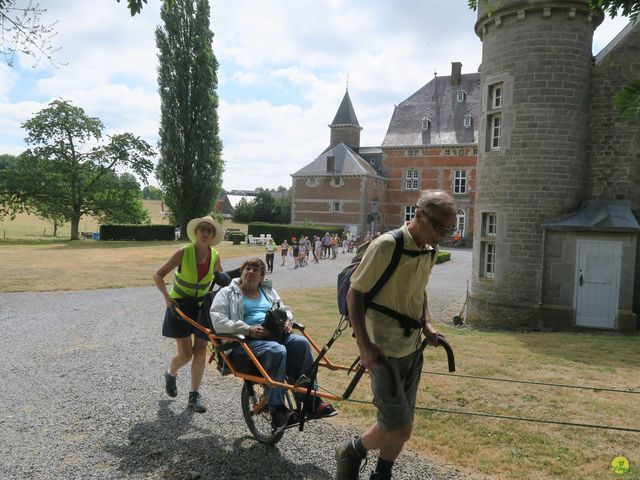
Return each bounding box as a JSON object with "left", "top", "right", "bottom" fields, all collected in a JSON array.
[{"left": 169, "top": 243, "right": 219, "bottom": 303}]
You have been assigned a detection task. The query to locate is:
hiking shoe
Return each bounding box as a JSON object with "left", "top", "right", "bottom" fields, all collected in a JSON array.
[
  {"left": 335, "top": 438, "right": 365, "bottom": 480},
  {"left": 165, "top": 371, "right": 177, "bottom": 398},
  {"left": 188, "top": 391, "right": 207, "bottom": 413}
]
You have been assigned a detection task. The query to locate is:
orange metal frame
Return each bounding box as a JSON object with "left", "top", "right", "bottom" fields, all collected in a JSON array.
[{"left": 175, "top": 306, "right": 353, "bottom": 402}]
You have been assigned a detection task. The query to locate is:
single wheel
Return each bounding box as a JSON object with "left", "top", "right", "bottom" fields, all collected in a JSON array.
[{"left": 241, "top": 381, "right": 285, "bottom": 445}]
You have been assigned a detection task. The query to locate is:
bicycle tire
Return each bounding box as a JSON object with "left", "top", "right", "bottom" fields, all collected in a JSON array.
[{"left": 241, "top": 381, "right": 285, "bottom": 445}]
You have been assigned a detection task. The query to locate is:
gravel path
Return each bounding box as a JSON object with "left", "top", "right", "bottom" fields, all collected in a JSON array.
[{"left": 0, "top": 248, "right": 472, "bottom": 480}]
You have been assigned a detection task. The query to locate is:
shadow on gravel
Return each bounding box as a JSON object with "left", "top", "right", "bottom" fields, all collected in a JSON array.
[{"left": 105, "top": 399, "right": 331, "bottom": 479}]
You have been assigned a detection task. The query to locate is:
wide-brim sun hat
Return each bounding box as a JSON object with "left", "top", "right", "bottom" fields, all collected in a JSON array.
[{"left": 186, "top": 215, "right": 223, "bottom": 245}]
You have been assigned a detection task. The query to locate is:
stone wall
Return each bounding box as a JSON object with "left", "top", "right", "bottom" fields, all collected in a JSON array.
[{"left": 588, "top": 23, "right": 640, "bottom": 319}]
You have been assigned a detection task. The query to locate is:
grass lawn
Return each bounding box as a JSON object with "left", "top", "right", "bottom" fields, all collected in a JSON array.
[{"left": 286, "top": 288, "right": 640, "bottom": 480}]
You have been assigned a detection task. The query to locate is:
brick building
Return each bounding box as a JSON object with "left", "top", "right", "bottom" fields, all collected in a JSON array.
[
  {"left": 291, "top": 63, "right": 481, "bottom": 238},
  {"left": 291, "top": 90, "right": 387, "bottom": 235}
]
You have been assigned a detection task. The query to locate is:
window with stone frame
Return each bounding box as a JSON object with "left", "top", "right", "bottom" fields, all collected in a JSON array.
[
  {"left": 330, "top": 177, "right": 344, "bottom": 187},
  {"left": 404, "top": 205, "right": 416, "bottom": 222},
  {"left": 490, "top": 114, "right": 502, "bottom": 149},
  {"left": 305, "top": 177, "right": 319, "bottom": 188},
  {"left": 490, "top": 83, "right": 503, "bottom": 109},
  {"left": 454, "top": 170, "right": 467, "bottom": 194},
  {"left": 406, "top": 149, "right": 421, "bottom": 157},
  {"left": 480, "top": 212, "right": 497, "bottom": 279},
  {"left": 332, "top": 201, "right": 342, "bottom": 213},
  {"left": 405, "top": 168, "right": 419, "bottom": 190},
  {"left": 457, "top": 91, "right": 466, "bottom": 102},
  {"left": 464, "top": 113, "right": 472, "bottom": 128},
  {"left": 456, "top": 209, "right": 465, "bottom": 235}
]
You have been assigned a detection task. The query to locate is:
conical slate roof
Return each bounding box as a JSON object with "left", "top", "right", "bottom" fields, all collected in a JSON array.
[{"left": 331, "top": 90, "right": 360, "bottom": 126}]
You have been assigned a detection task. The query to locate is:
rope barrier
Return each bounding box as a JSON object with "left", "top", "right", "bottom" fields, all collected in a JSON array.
[
  {"left": 344, "top": 398, "right": 640, "bottom": 433},
  {"left": 421, "top": 370, "right": 640, "bottom": 394}
]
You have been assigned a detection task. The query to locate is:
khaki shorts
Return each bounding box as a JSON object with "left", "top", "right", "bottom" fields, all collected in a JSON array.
[{"left": 369, "top": 349, "right": 423, "bottom": 431}]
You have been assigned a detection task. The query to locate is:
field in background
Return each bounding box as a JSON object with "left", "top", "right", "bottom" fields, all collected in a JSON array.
[
  {"left": 0, "top": 200, "right": 248, "bottom": 240},
  {"left": 287, "top": 288, "right": 640, "bottom": 480}
]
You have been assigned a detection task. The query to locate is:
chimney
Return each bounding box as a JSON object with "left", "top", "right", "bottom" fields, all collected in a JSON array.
[
  {"left": 326, "top": 156, "right": 335, "bottom": 173},
  {"left": 451, "top": 62, "right": 462, "bottom": 86}
]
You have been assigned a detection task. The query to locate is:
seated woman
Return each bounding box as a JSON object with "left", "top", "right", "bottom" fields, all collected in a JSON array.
[{"left": 210, "top": 258, "right": 334, "bottom": 429}]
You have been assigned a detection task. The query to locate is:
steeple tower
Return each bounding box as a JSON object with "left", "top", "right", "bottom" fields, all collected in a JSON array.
[{"left": 329, "top": 89, "right": 363, "bottom": 150}]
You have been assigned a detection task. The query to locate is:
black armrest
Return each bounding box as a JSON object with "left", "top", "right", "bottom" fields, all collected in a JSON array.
[{"left": 216, "top": 333, "right": 246, "bottom": 342}]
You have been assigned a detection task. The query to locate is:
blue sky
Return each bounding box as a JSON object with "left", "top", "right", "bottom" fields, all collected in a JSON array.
[{"left": 0, "top": 0, "right": 631, "bottom": 190}]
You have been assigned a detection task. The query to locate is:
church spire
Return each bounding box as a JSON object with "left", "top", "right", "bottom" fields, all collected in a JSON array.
[{"left": 329, "top": 89, "right": 363, "bottom": 150}]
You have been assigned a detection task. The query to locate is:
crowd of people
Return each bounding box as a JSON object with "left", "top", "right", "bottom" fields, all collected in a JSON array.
[{"left": 274, "top": 231, "right": 381, "bottom": 269}]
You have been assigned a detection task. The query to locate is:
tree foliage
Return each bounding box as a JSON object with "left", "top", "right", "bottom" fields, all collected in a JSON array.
[
  {"left": 231, "top": 188, "right": 291, "bottom": 224},
  {"left": 142, "top": 185, "right": 163, "bottom": 200},
  {"left": 155, "top": 0, "right": 223, "bottom": 238},
  {"left": 614, "top": 79, "right": 640, "bottom": 123},
  {"left": 0, "top": 0, "right": 60, "bottom": 67},
  {"left": 0, "top": 99, "right": 154, "bottom": 239}
]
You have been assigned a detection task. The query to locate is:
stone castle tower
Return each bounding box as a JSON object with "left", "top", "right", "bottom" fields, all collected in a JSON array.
[{"left": 468, "top": 0, "right": 607, "bottom": 328}]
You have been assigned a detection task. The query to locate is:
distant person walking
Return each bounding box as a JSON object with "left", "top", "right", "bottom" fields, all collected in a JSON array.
[
  {"left": 265, "top": 237, "right": 276, "bottom": 273},
  {"left": 280, "top": 239, "right": 289, "bottom": 266},
  {"left": 153, "top": 215, "right": 224, "bottom": 414}
]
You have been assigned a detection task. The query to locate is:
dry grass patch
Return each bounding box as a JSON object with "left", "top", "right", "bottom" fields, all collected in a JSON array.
[
  {"left": 0, "top": 240, "right": 258, "bottom": 292},
  {"left": 284, "top": 287, "right": 640, "bottom": 480}
]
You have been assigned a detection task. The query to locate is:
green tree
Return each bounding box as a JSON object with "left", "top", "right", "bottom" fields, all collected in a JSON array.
[
  {"left": 0, "top": 99, "right": 155, "bottom": 240},
  {"left": 155, "top": 0, "right": 223, "bottom": 239},
  {"left": 142, "top": 185, "right": 163, "bottom": 200},
  {"left": 253, "top": 190, "right": 276, "bottom": 222},
  {"left": 232, "top": 197, "right": 254, "bottom": 223}
]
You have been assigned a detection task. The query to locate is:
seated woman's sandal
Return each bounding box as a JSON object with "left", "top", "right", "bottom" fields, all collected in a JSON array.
[{"left": 311, "top": 399, "right": 337, "bottom": 418}]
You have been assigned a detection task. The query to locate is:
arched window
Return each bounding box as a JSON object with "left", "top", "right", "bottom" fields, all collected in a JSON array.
[{"left": 456, "top": 209, "right": 465, "bottom": 235}]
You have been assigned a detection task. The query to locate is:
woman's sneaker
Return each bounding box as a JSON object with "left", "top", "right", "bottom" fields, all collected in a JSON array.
[
  {"left": 188, "top": 391, "right": 207, "bottom": 413},
  {"left": 165, "top": 371, "right": 177, "bottom": 398}
]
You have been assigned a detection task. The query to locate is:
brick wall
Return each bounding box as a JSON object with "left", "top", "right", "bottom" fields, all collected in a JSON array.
[{"left": 380, "top": 147, "right": 477, "bottom": 234}]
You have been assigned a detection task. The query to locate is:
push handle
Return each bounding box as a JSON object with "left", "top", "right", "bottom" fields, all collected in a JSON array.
[{"left": 437, "top": 335, "right": 456, "bottom": 372}]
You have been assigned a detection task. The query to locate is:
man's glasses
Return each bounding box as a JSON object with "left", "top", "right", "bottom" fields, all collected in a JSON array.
[
  {"left": 419, "top": 208, "right": 455, "bottom": 235},
  {"left": 198, "top": 226, "right": 216, "bottom": 234}
]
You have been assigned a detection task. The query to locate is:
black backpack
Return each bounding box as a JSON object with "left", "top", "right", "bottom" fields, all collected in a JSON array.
[{"left": 336, "top": 229, "right": 435, "bottom": 336}]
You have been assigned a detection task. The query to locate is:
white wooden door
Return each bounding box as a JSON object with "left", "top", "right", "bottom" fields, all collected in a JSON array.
[{"left": 574, "top": 240, "right": 622, "bottom": 328}]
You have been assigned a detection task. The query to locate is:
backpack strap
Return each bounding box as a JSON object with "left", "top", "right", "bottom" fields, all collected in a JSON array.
[
  {"left": 363, "top": 229, "right": 434, "bottom": 337},
  {"left": 363, "top": 228, "right": 404, "bottom": 306}
]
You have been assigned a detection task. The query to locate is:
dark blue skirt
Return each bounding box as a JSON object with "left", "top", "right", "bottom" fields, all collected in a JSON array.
[{"left": 162, "top": 301, "right": 209, "bottom": 340}]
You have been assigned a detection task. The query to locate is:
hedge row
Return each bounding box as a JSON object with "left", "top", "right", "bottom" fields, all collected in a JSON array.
[
  {"left": 247, "top": 222, "right": 343, "bottom": 244},
  {"left": 99, "top": 224, "right": 175, "bottom": 241}
]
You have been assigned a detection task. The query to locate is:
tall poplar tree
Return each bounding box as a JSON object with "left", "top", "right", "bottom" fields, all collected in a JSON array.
[{"left": 155, "top": 0, "right": 223, "bottom": 237}]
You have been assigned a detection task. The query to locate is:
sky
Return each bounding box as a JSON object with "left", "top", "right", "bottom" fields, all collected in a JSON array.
[{"left": 0, "top": 0, "right": 632, "bottom": 191}]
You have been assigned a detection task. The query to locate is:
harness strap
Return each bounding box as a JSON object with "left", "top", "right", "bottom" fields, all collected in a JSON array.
[{"left": 368, "top": 301, "right": 425, "bottom": 337}]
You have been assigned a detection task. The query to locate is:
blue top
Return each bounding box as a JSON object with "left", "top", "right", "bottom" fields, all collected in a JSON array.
[{"left": 242, "top": 289, "right": 272, "bottom": 326}]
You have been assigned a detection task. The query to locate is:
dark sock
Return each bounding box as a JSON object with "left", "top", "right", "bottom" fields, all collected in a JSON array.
[
  {"left": 374, "top": 457, "right": 394, "bottom": 479},
  {"left": 352, "top": 436, "right": 367, "bottom": 458}
]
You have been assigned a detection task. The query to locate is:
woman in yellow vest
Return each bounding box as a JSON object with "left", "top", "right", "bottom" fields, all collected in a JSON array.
[{"left": 153, "top": 215, "right": 223, "bottom": 413}]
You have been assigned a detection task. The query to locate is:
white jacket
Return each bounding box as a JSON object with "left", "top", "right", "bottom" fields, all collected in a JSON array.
[{"left": 210, "top": 278, "right": 291, "bottom": 336}]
